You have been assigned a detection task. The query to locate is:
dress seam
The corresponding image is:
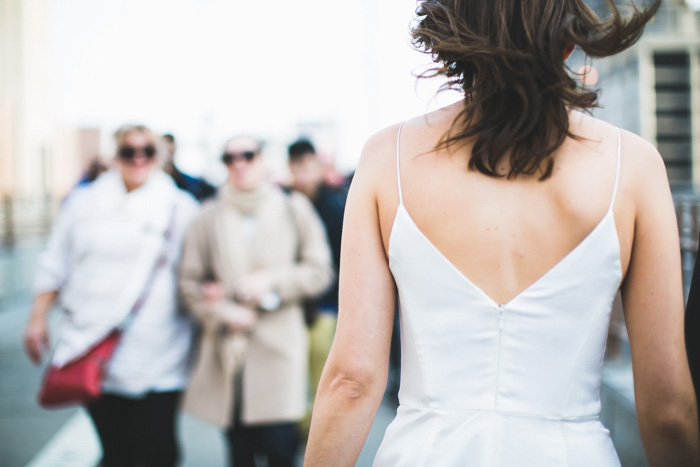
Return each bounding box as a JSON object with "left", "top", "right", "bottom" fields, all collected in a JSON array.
[{"left": 397, "top": 402, "right": 599, "bottom": 421}]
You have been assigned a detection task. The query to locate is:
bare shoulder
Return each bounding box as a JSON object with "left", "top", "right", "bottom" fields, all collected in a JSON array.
[
  {"left": 614, "top": 128, "right": 670, "bottom": 205},
  {"left": 573, "top": 111, "right": 668, "bottom": 191},
  {"left": 357, "top": 123, "right": 402, "bottom": 176},
  {"left": 578, "top": 113, "right": 663, "bottom": 169},
  {"left": 620, "top": 129, "right": 666, "bottom": 179},
  {"left": 350, "top": 123, "right": 403, "bottom": 200},
  {"left": 353, "top": 106, "right": 456, "bottom": 195}
]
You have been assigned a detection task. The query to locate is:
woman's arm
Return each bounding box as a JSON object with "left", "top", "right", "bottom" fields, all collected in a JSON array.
[
  {"left": 24, "top": 291, "right": 58, "bottom": 365},
  {"left": 24, "top": 192, "right": 81, "bottom": 365},
  {"left": 621, "top": 137, "right": 700, "bottom": 465},
  {"left": 179, "top": 214, "right": 216, "bottom": 324},
  {"left": 305, "top": 130, "right": 397, "bottom": 466}
]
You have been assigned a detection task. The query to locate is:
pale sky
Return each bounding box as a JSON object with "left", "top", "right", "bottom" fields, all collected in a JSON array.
[
  {"left": 52, "top": 1, "right": 690, "bottom": 180},
  {"left": 49, "top": 0, "right": 459, "bottom": 179}
]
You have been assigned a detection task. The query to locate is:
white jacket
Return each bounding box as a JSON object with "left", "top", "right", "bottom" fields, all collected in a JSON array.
[{"left": 35, "top": 169, "right": 200, "bottom": 396}]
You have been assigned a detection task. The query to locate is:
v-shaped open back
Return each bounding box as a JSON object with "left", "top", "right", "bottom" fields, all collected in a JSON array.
[
  {"left": 377, "top": 122, "right": 624, "bottom": 466},
  {"left": 390, "top": 122, "right": 622, "bottom": 307}
]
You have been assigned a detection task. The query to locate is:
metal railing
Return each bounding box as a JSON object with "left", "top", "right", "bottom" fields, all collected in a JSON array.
[
  {"left": 674, "top": 193, "right": 700, "bottom": 299},
  {"left": 0, "top": 195, "right": 58, "bottom": 247},
  {"left": 604, "top": 193, "right": 700, "bottom": 361},
  {"left": 0, "top": 195, "right": 58, "bottom": 303}
]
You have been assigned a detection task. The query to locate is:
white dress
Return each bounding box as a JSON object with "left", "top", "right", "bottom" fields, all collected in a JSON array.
[{"left": 373, "top": 127, "right": 623, "bottom": 466}]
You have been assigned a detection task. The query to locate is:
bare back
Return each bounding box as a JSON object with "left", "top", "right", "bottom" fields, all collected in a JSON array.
[
  {"left": 377, "top": 104, "right": 635, "bottom": 306},
  {"left": 306, "top": 101, "right": 697, "bottom": 466}
]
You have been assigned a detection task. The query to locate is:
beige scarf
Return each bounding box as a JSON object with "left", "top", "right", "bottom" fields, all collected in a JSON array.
[
  {"left": 217, "top": 181, "right": 297, "bottom": 285},
  {"left": 219, "top": 182, "right": 271, "bottom": 216}
]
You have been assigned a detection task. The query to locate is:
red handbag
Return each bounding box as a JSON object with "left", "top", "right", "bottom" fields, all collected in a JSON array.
[
  {"left": 38, "top": 329, "right": 122, "bottom": 408},
  {"left": 37, "top": 206, "right": 177, "bottom": 409}
]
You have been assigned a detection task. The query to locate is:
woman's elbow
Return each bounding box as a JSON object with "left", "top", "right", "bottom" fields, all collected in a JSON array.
[
  {"left": 639, "top": 397, "right": 698, "bottom": 440},
  {"left": 328, "top": 375, "right": 373, "bottom": 401},
  {"left": 320, "top": 367, "right": 386, "bottom": 406}
]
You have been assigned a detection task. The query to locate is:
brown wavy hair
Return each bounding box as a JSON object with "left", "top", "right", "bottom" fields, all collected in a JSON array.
[{"left": 412, "top": 0, "right": 661, "bottom": 179}]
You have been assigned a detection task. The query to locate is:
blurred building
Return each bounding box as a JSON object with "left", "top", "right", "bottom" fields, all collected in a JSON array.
[
  {"left": 580, "top": 1, "right": 700, "bottom": 301},
  {"left": 0, "top": 0, "right": 86, "bottom": 244},
  {"left": 580, "top": 0, "right": 700, "bottom": 326},
  {"left": 581, "top": 0, "right": 700, "bottom": 187}
]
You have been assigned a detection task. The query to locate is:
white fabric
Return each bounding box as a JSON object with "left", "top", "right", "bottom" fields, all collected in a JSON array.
[
  {"left": 34, "top": 169, "right": 200, "bottom": 396},
  {"left": 241, "top": 215, "right": 257, "bottom": 243},
  {"left": 374, "top": 127, "right": 623, "bottom": 466}
]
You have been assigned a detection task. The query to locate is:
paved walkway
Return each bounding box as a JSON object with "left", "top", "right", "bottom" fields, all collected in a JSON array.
[
  {"left": 0, "top": 240, "right": 45, "bottom": 304},
  {"left": 0, "top": 287, "right": 395, "bottom": 467},
  {"left": 20, "top": 394, "right": 396, "bottom": 467}
]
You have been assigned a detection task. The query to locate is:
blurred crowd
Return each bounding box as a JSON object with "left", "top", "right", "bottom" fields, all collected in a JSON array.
[{"left": 22, "top": 123, "right": 376, "bottom": 467}]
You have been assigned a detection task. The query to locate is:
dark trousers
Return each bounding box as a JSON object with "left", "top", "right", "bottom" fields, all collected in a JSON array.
[
  {"left": 86, "top": 390, "right": 181, "bottom": 467},
  {"left": 226, "top": 368, "right": 298, "bottom": 467},
  {"left": 226, "top": 421, "right": 299, "bottom": 467}
]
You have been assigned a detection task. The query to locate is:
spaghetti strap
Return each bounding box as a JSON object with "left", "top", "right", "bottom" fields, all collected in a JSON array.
[
  {"left": 609, "top": 128, "right": 622, "bottom": 212},
  {"left": 396, "top": 122, "right": 406, "bottom": 206}
]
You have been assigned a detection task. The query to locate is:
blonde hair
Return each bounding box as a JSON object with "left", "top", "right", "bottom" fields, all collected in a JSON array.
[{"left": 113, "top": 124, "right": 165, "bottom": 163}]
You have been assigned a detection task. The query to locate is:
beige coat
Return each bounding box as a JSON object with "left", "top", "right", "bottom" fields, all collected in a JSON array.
[{"left": 179, "top": 184, "right": 334, "bottom": 427}]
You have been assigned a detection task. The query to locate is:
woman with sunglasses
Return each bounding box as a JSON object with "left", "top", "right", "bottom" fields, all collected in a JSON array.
[
  {"left": 305, "top": 1, "right": 699, "bottom": 466},
  {"left": 24, "top": 124, "right": 200, "bottom": 467},
  {"left": 179, "top": 135, "right": 334, "bottom": 467}
]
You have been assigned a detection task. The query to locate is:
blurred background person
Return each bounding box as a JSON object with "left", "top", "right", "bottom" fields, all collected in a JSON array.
[
  {"left": 287, "top": 138, "right": 348, "bottom": 436},
  {"left": 23, "top": 124, "right": 200, "bottom": 467},
  {"left": 179, "top": 135, "right": 334, "bottom": 467},
  {"left": 287, "top": 139, "right": 402, "bottom": 412},
  {"left": 76, "top": 156, "right": 109, "bottom": 187},
  {"left": 64, "top": 156, "right": 110, "bottom": 203},
  {"left": 163, "top": 133, "right": 217, "bottom": 202},
  {"left": 685, "top": 239, "right": 700, "bottom": 432}
]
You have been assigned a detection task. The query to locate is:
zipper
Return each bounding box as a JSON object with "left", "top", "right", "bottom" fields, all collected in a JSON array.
[{"left": 495, "top": 304, "right": 505, "bottom": 409}]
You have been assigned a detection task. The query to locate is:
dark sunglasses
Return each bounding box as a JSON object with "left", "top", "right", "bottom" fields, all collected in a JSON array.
[
  {"left": 118, "top": 145, "right": 157, "bottom": 161},
  {"left": 222, "top": 151, "right": 257, "bottom": 165}
]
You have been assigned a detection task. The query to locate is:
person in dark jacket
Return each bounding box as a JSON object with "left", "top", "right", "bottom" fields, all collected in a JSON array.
[
  {"left": 685, "top": 241, "right": 700, "bottom": 432},
  {"left": 163, "top": 133, "right": 217, "bottom": 202}
]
